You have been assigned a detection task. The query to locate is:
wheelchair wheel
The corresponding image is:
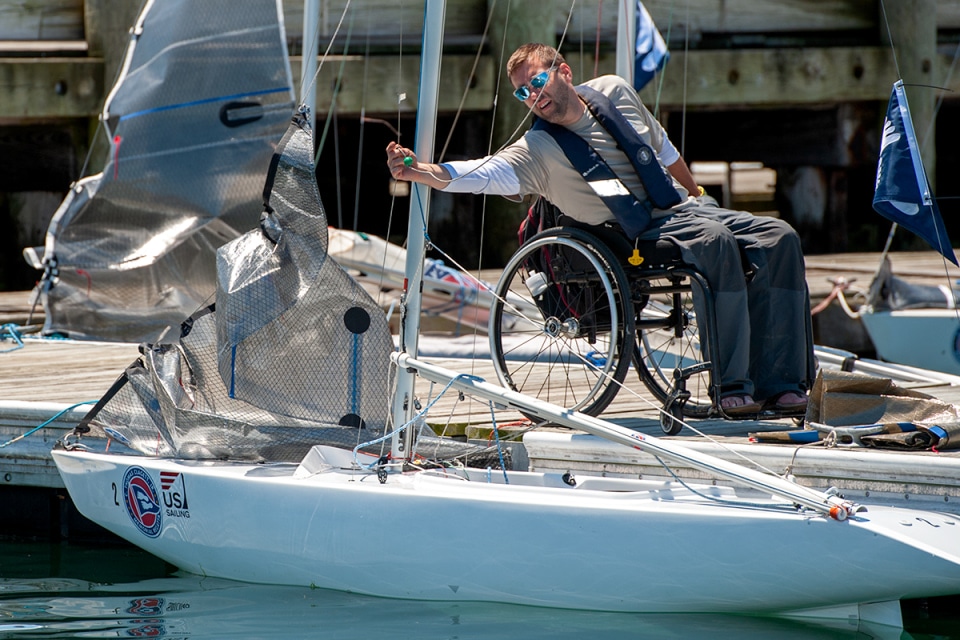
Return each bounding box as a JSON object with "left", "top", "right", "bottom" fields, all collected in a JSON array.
[
  {"left": 632, "top": 271, "right": 714, "bottom": 419},
  {"left": 489, "top": 228, "right": 635, "bottom": 417}
]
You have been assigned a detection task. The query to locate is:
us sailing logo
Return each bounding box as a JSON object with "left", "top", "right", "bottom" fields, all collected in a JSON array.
[
  {"left": 160, "top": 470, "right": 190, "bottom": 518},
  {"left": 122, "top": 466, "right": 162, "bottom": 538}
]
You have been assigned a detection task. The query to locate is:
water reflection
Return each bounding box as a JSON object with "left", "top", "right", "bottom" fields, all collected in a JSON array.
[{"left": 0, "top": 542, "right": 917, "bottom": 639}]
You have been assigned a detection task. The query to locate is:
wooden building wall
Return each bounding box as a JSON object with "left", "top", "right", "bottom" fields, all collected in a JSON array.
[{"left": 1, "top": 0, "right": 959, "bottom": 286}]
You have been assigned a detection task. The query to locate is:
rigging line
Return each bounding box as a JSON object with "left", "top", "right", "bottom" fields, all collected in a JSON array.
[
  {"left": 680, "top": 4, "right": 690, "bottom": 150},
  {"left": 650, "top": 3, "right": 675, "bottom": 120},
  {"left": 451, "top": 0, "right": 516, "bottom": 430},
  {"left": 871, "top": 3, "right": 957, "bottom": 285},
  {"left": 418, "top": 381, "right": 456, "bottom": 458},
  {"left": 448, "top": 427, "right": 539, "bottom": 462},
  {"left": 921, "top": 39, "right": 960, "bottom": 149},
  {"left": 300, "top": 0, "right": 353, "bottom": 108},
  {"left": 899, "top": 80, "right": 960, "bottom": 289},
  {"left": 672, "top": 3, "right": 690, "bottom": 153},
  {"left": 78, "top": 0, "right": 147, "bottom": 179},
  {"left": 577, "top": 0, "right": 583, "bottom": 82},
  {"left": 78, "top": 119, "right": 106, "bottom": 181},
  {"left": 403, "top": 0, "right": 580, "bottom": 188},
  {"left": 379, "top": 118, "right": 404, "bottom": 450},
  {"left": 593, "top": 0, "right": 603, "bottom": 78},
  {"left": 486, "top": 401, "right": 510, "bottom": 483},
  {"left": 414, "top": 379, "right": 438, "bottom": 456},
  {"left": 556, "top": 1, "right": 577, "bottom": 73},
  {"left": 473, "top": 260, "right": 789, "bottom": 478},
  {"left": 353, "top": 373, "right": 482, "bottom": 465},
  {"left": 877, "top": 0, "right": 903, "bottom": 83},
  {"left": 334, "top": 98, "right": 343, "bottom": 228},
  {"left": 653, "top": 455, "right": 798, "bottom": 511},
  {"left": 438, "top": 0, "right": 500, "bottom": 163},
  {"left": 899, "top": 79, "right": 959, "bottom": 141},
  {"left": 464, "top": 0, "right": 514, "bottom": 350},
  {"left": 315, "top": 7, "right": 356, "bottom": 162},
  {"left": 352, "top": 7, "right": 374, "bottom": 232},
  {"left": 375, "top": 2, "right": 407, "bottom": 317}
]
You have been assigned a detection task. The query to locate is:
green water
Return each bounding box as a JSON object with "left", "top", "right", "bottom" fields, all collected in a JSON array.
[{"left": 1, "top": 541, "right": 958, "bottom": 638}]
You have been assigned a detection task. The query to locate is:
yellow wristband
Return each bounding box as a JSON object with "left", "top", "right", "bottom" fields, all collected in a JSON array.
[{"left": 697, "top": 185, "right": 705, "bottom": 197}]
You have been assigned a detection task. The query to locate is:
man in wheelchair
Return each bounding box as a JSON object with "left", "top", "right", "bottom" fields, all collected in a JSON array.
[{"left": 387, "top": 42, "right": 814, "bottom": 417}]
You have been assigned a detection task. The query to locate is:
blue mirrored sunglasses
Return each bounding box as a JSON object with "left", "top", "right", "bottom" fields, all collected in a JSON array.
[{"left": 513, "top": 67, "right": 555, "bottom": 102}]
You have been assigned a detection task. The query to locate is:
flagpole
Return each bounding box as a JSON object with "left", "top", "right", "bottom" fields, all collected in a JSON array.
[{"left": 872, "top": 81, "right": 958, "bottom": 267}]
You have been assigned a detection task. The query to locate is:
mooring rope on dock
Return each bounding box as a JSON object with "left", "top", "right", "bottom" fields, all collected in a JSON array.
[{"left": 0, "top": 400, "right": 97, "bottom": 449}]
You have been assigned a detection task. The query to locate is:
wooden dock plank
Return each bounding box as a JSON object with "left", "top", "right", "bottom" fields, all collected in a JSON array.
[
  {"left": 0, "top": 339, "right": 138, "bottom": 404},
  {"left": 3, "top": 249, "right": 960, "bottom": 501},
  {"left": 3, "top": 248, "right": 960, "bottom": 405}
]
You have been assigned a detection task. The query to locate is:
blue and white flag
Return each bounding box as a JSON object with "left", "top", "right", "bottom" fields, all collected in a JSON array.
[
  {"left": 874, "top": 80, "right": 957, "bottom": 265},
  {"left": 633, "top": 1, "right": 669, "bottom": 91}
]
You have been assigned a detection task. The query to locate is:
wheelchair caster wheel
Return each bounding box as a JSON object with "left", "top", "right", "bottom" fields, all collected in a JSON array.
[{"left": 659, "top": 404, "right": 684, "bottom": 435}]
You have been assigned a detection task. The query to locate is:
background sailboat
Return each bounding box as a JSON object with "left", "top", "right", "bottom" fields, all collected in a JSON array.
[
  {"left": 854, "top": 80, "right": 960, "bottom": 373},
  {"left": 23, "top": 0, "right": 296, "bottom": 343}
]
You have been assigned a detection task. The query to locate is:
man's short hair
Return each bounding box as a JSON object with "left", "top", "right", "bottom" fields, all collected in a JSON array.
[{"left": 506, "top": 43, "right": 567, "bottom": 77}]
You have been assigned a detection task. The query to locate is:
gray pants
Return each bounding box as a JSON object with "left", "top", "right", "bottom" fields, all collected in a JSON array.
[{"left": 641, "top": 205, "right": 814, "bottom": 400}]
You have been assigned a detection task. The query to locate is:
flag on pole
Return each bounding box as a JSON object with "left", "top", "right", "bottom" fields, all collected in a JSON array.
[
  {"left": 633, "top": 1, "right": 669, "bottom": 91},
  {"left": 873, "top": 80, "right": 957, "bottom": 265}
]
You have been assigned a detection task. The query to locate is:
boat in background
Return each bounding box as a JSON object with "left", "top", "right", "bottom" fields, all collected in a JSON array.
[
  {"left": 22, "top": 0, "right": 295, "bottom": 344},
  {"left": 329, "top": 228, "right": 513, "bottom": 333},
  {"left": 858, "top": 257, "right": 960, "bottom": 374},
  {"left": 17, "top": 0, "right": 494, "bottom": 342},
  {"left": 850, "top": 79, "right": 960, "bottom": 374}
]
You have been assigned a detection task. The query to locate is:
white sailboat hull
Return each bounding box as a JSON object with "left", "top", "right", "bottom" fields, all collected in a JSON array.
[
  {"left": 861, "top": 308, "right": 960, "bottom": 375},
  {"left": 53, "top": 446, "right": 960, "bottom": 616}
]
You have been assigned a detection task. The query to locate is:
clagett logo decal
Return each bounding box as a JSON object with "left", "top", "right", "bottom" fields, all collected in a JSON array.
[{"left": 123, "top": 466, "right": 162, "bottom": 537}]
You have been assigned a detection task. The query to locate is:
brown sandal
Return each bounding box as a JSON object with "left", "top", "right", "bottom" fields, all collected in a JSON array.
[
  {"left": 766, "top": 391, "right": 807, "bottom": 412},
  {"left": 719, "top": 394, "right": 762, "bottom": 416}
]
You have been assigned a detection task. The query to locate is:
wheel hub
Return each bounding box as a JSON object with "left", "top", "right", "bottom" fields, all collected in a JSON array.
[{"left": 544, "top": 316, "right": 579, "bottom": 339}]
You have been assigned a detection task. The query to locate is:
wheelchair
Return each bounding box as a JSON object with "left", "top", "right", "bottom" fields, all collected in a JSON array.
[{"left": 488, "top": 214, "right": 810, "bottom": 435}]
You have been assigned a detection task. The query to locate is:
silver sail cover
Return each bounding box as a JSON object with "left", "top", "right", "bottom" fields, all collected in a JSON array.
[
  {"left": 30, "top": 0, "right": 295, "bottom": 342},
  {"left": 75, "top": 114, "right": 396, "bottom": 462}
]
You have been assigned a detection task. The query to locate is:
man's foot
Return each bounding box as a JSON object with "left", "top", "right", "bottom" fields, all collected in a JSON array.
[
  {"left": 766, "top": 391, "right": 808, "bottom": 412},
  {"left": 719, "top": 393, "right": 762, "bottom": 416}
]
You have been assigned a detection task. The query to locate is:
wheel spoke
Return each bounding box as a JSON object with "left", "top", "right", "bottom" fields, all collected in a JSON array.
[{"left": 490, "top": 229, "right": 634, "bottom": 417}]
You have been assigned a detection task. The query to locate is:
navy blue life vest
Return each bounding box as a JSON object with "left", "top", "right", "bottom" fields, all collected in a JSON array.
[{"left": 531, "top": 84, "right": 682, "bottom": 239}]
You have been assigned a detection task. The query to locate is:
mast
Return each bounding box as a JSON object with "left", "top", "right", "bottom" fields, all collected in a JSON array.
[
  {"left": 616, "top": 0, "right": 636, "bottom": 84},
  {"left": 301, "top": 0, "right": 320, "bottom": 132},
  {"left": 390, "top": 0, "right": 446, "bottom": 459}
]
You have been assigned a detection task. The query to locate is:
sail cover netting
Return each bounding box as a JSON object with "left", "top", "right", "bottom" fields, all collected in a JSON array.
[
  {"left": 26, "top": 0, "right": 295, "bottom": 343},
  {"left": 74, "top": 115, "right": 396, "bottom": 462}
]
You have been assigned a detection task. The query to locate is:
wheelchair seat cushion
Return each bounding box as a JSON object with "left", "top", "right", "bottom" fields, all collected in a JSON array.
[{"left": 553, "top": 213, "right": 682, "bottom": 269}]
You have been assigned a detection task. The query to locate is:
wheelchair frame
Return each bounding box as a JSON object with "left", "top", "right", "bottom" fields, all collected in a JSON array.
[{"left": 489, "top": 226, "right": 808, "bottom": 434}]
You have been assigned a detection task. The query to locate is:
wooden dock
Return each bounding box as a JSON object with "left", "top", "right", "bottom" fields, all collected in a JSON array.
[
  {"left": 5, "top": 331, "right": 960, "bottom": 517},
  {"left": 4, "top": 249, "right": 960, "bottom": 525}
]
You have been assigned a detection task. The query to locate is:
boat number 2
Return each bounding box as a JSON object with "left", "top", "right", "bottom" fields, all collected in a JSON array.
[{"left": 112, "top": 482, "right": 119, "bottom": 506}]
